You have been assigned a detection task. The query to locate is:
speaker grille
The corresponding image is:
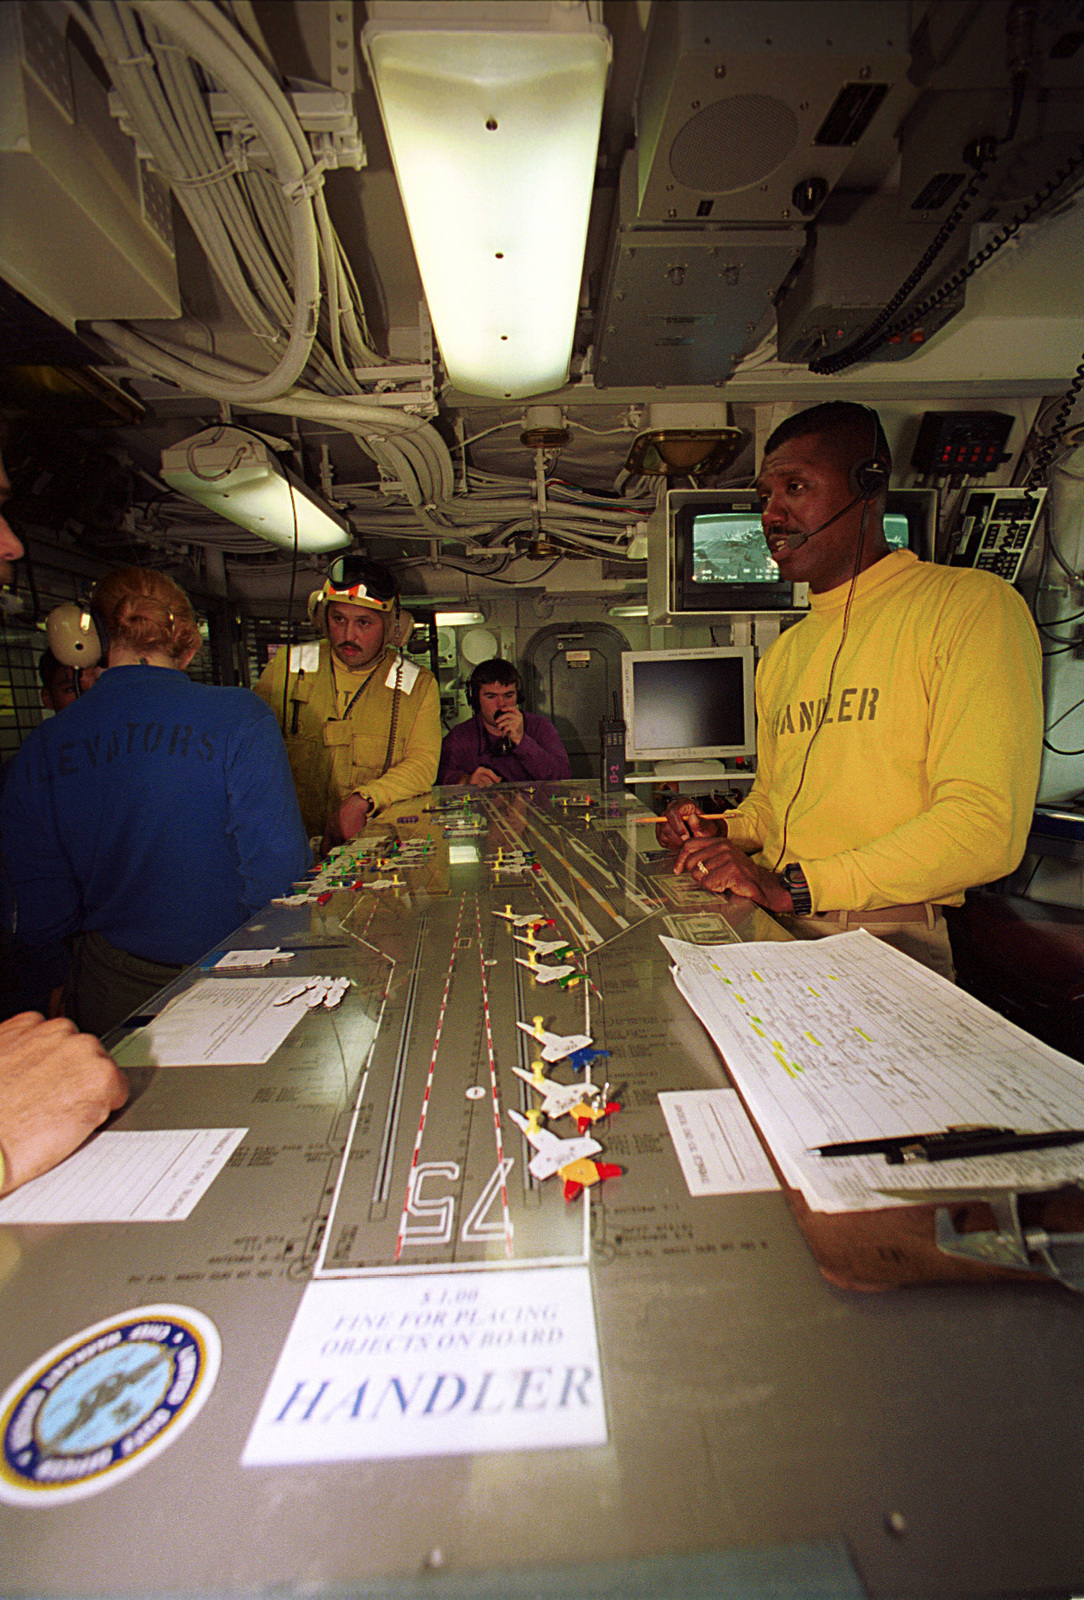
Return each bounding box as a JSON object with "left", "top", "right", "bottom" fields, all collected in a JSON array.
[{"left": 669, "top": 95, "right": 799, "bottom": 194}]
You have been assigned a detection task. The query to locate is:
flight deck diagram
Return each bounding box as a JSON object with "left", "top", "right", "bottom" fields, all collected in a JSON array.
[{"left": 303, "top": 787, "right": 736, "bottom": 1279}]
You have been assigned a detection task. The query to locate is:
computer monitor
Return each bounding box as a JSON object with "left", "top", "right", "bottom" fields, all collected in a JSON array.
[
  {"left": 883, "top": 488, "right": 938, "bottom": 561},
  {"left": 674, "top": 491, "right": 796, "bottom": 613},
  {"left": 669, "top": 487, "right": 938, "bottom": 617},
  {"left": 621, "top": 647, "right": 756, "bottom": 764}
]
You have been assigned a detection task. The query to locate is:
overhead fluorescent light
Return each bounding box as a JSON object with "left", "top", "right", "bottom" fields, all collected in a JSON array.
[
  {"left": 161, "top": 428, "right": 351, "bottom": 554},
  {"left": 362, "top": 2, "right": 610, "bottom": 400},
  {"left": 434, "top": 609, "right": 486, "bottom": 626}
]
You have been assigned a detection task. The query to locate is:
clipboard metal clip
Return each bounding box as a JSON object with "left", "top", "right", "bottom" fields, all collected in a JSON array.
[{"left": 935, "top": 1190, "right": 1084, "bottom": 1291}]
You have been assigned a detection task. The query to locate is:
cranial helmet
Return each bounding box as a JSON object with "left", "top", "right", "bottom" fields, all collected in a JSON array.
[{"left": 307, "top": 554, "right": 400, "bottom": 626}]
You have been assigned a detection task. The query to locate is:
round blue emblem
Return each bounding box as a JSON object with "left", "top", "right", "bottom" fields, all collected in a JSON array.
[{"left": 0, "top": 1304, "right": 220, "bottom": 1505}]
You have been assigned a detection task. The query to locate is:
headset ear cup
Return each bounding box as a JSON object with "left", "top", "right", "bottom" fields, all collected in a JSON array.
[
  {"left": 46, "top": 604, "right": 105, "bottom": 669},
  {"left": 849, "top": 457, "right": 889, "bottom": 499},
  {"left": 850, "top": 408, "right": 890, "bottom": 499}
]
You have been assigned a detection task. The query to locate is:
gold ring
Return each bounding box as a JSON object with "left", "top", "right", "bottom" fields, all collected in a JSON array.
[{"left": 695, "top": 861, "right": 707, "bottom": 875}]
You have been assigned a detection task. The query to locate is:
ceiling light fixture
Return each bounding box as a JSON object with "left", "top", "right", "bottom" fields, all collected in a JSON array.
[
  {"left": 160, "top": 428, "right": 351, "bottom": 554},
  {"left": 623, "top": 402, "right": 746, "bottom": 479},
  {"left": 361, "top": 2, "right": 610, "bottom": 401}
]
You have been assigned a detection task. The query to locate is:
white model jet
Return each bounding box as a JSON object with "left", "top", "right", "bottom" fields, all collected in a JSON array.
[
  {"left": 513, "top": 935, "right": 575, "bottom": 958},
  {"left": 514, "top": 957, "right": 577, "bottom": 985},
  {"left": 512, "top": 1063, "right": 617, "bottom": 1125},
  {"left": 493, "top": 905, "right": 553, "bottom": 929},
  {"left": 506, "top": 1107, "right": 601, "bottom": 1181},
  {"left": 516, "top": 1017, "right": 592, "bottom": 1062}
]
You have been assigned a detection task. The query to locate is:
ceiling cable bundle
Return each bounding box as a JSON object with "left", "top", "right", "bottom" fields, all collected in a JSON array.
[{"left": 72, "top": 1, "right": 454, "bottom": 530}]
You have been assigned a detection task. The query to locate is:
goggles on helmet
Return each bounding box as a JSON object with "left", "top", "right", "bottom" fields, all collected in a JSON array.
[{"left": 311, "top": 556, "right": 398, "bottom": 616}]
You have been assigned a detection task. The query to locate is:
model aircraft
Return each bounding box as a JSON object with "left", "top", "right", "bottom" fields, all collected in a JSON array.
[
  {"left": 516, "top": 1016, "right": 592, "bottom": 1062},
  {"left": 507, "top": 1108, "right": 622, "bottom": 1200},
  {"left": 514, "top": 956, "right": 578, "bottom": 986},
  {"left": 566, "top": 1044, "right": 610, "bottom": 1074},
  {"left": 513, "top": 934, "right": 576, "bottom": 959},
  {"left": 512, "top": 1062, "right": 620, "bottom": 1131},
  {"left": 493, "top": 906, "right": 555, "bottom": 929}
]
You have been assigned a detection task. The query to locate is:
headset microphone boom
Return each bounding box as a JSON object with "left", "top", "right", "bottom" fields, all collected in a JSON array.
[{"left": 781, "top": 492, "right": 866, "bottom": 551}]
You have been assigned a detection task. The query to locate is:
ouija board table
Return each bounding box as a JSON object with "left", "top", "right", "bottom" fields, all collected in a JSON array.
[{"left": 2, "top": 783, "right": 1083, "bottom": 1600}]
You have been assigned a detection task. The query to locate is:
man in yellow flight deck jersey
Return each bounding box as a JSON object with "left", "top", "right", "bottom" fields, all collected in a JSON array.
[
  {"left": 256, "top": 555, "right": 441, "bottom": 852},
  {"left": 657, "top": 401, "right": 1043, "bottom": 980}
]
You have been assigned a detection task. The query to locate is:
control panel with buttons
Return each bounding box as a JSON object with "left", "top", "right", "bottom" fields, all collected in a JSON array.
[{"left": 947, "top": 487, "right": 1047, "bottom": 582}]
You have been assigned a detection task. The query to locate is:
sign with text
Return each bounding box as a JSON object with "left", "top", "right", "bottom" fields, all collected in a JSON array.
[{"left": 242, "top": 1266, "right": 606, "bottom": 1464}]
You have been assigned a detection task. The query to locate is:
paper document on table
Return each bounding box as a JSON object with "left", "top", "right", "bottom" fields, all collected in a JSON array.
[
  {"left": 659, "top": 1089, "right": 779, "bottom": 1195},
  {"left": 662, "top": 930, "right": 1084, "bottom": 1212},
  {"left": 0, "top": 1128, "right": 245, "bottom": 1223},
  {"left": 111, "top": 978, "right": 317, "bottom": 1066}
]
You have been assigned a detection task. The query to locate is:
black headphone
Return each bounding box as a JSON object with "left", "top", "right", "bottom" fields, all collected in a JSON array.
[
  {"left": 848, "top": 407, "right": 891, "bottom": 500},
  {"left": 468, "top": 660, "right": 523, "bottom": 714}
]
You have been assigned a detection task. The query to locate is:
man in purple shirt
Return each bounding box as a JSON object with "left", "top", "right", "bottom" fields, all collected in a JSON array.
[{"left": 438, "top": 659, "right": 571, "bottom": 787}]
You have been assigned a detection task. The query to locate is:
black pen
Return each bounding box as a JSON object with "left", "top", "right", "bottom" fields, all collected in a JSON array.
[
  {"left": 814, "top": 1126, "right": 1009, "bottom": 1158},
  {"left": 815, "top": 1126, "right": 1084, "bottom": 1163}
]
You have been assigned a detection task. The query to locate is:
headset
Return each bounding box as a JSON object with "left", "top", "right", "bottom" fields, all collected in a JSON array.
[
  {"left": 468, "top": 660, "right": 523, "bottom": 715},
  {"left": 848, "top": 407, "right": 891, "bottom": 499},
  {"left": 782, "top": 407, "right": 891, "bottom": 551},
  {"left": 46, "top": 600, "right": 108, "bottom": 670}
]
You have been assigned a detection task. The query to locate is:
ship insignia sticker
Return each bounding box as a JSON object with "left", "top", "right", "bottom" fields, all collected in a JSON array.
[{"left": 0, "top": 1304, "right": 220, "bottom": 1505}]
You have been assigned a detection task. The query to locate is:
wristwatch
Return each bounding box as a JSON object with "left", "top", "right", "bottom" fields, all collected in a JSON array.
[{"left": 781, "top": 863, "right": 813, "bottom": 917}]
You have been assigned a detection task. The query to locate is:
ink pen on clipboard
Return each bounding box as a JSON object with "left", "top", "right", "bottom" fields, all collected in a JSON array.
[{"left": 813, "top": 1126, "right": 1084, "bottom": 1164}]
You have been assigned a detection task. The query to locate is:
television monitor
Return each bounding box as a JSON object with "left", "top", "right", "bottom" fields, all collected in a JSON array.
[
  {"left": 621, "top": 647, "right": 756, "bottom": 764},
  {"left": 667, "top": 487, "right": 939, "bottom": 618},
  {"left": 674, "top": 491, "right": 796, "bottom": 613},
  {"left": 883, "top": 487, "right": 938, "bottom": 562}
]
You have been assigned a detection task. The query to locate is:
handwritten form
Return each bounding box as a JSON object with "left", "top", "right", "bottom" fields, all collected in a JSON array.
[
  {"left": 658, "top": 1089, "right": 779, "bottom": 1195},
  {"left": 0, "top": 1129, "right": 245, "bottom": 1223},
  {"left": 111, "top": 978, "right": 316, "bottom": 1066},
  {"left": 662, "top": 929, "right": 1084, "bottom": 1212}
]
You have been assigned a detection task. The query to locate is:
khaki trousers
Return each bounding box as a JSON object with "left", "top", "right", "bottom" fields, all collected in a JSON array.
[{"left": 774, "top": 908, "right": 956, "bottom": 983}]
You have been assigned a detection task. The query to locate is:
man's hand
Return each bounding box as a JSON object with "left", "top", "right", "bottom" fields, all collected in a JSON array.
[
  {"left": 0, "top": 1013, "right": 128, "bottom": 1195},
  {"left": 322, "top": 792, "right": 371, "bottom": 853},
  {"left": 656, "top": 798, "right": 721, "bottom": 851},
  {"left": 467, "top": 766, "right": 501, "bottom": 788},
  {"left": 493, "top": 707, "right": 524, "bottom": 747},
  {"left": 674, "top": 836, "right": 793, "bottom": 914}
]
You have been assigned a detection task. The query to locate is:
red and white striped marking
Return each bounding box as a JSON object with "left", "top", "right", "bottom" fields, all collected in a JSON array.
[
  {"left": 394, "top": 895, "right": 467, "bottom": 1261},
  {"left": 473, "top": 897, "right": 514, "bottom": 1257}
]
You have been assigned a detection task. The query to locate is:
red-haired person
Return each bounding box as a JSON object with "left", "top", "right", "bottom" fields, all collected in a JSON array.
[{"left": 1, "top": 567, "right": 311, "bottom": 1033}]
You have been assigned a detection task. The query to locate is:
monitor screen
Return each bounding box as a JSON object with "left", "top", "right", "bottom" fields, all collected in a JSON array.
[
  {"left": 674, "top": 491, "right": 799, "bottom": 613},
  {"left": 883, "top": 488, "right": 938, "bottom": 561},
  {"left": 621, "top": 647, "right": 756, "bottom": 763},
  {"left": 667, "top": 488, "right": 938, "bottom": 618}
]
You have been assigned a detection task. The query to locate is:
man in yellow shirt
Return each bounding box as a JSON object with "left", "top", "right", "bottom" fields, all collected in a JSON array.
[
  {"left": 658, "top": 402, "right": 1043, "bottom": 979},
  {"left": 255, "top": 556, "right": 441, "bottom": 851}
]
